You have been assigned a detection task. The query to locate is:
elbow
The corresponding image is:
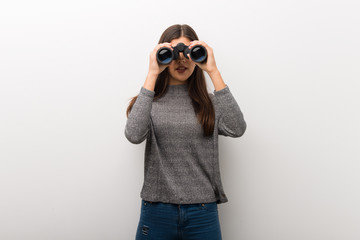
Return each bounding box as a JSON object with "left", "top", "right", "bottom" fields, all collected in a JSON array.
[
  {"left": 218, "top": 119, "right": 247, "bottom": 138},
  {"left": 234, "top": 120, "right": 247, "bottom": 138},
  {"left": 124, "top": 128, "right": 147, "bottom": 144}
]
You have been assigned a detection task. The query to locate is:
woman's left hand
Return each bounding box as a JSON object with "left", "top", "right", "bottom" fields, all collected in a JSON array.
[{"left": 187, "top": 40, "right": 218, "bottom": 74}]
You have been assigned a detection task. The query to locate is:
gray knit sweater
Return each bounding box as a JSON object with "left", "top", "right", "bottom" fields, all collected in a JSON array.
[{"left": 124, "top": 83, "right": 246, "bottom": 204}]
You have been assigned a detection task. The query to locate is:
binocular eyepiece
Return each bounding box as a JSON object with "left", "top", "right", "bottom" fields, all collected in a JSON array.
[{"left": 156, "top": 42, "right": 207, "bottom": 65}]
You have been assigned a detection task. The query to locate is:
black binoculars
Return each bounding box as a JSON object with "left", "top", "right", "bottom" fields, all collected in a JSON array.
[{"left": 156, "top": 42, "right": 207, "bottom": 65}]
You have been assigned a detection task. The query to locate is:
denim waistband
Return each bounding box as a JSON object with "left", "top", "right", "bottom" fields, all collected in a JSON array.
[{"left": 142, "top": 199, "right": 217, "bottom": 208}]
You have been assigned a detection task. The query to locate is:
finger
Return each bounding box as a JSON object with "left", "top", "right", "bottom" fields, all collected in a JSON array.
[
  {"left": 189, "top": 41, "right": 205, "bottom": 49},
  {"left": 156, "top": 43, "right": 165, "bottom": 50},
  {"left": 162, "top": 42, "right": 173, "bottom": 47},
  {"left": 189, "top": 40, "right": 198, "bottom": 45},
  {"left": 164, "top": 43, "right": 174, "bottom": 50},
  {"left": 162, "top": 42, "right": 173, "bottom": 48},
  {"left": 157, "top": 43, "right": 173, "bottom": 51},
  {"left": 188, "top": 42, "right": 197, "bottom": 49}
]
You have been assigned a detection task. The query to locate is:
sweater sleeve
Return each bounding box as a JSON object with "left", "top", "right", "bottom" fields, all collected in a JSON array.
[
  {"left": 212, "top": 85, "right": 247, "bottom": 138},
  {"left": 124, "top": 86, "right": 155, "bottom": 144}
]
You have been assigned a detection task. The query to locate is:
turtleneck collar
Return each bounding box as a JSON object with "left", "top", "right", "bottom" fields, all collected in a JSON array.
[{"left": 166, "top": 84, "right": 189, "bottom": 96}]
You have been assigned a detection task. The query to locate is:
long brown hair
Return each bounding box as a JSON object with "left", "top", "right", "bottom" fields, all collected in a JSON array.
[{"left": 126, "top": 24, "right": 215, "bottom": 137}]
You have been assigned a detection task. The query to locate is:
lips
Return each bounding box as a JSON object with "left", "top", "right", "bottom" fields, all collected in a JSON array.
[{"left": 176, "top": 65, "right": 187, "bottom": 70}]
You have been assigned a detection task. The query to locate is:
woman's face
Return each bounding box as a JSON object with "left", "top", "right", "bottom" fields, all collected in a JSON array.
[{"left": 167, "top": 36, "right": 196, "bottom": 85}]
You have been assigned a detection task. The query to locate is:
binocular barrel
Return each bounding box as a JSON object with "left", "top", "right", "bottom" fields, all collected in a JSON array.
[{"left": 156, "top": 42, "right": 207, "bottom": 65}]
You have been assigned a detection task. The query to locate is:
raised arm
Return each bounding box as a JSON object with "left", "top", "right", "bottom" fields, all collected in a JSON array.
[{"left": 124, "top": 41, "right": 174, "bottom": 144}]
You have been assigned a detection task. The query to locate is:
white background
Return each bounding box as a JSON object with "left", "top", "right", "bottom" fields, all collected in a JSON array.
[{"left": 1, "top": 0, "right": 359, "bottom": 239}]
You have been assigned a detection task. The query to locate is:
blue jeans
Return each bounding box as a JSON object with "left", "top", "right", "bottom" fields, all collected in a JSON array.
[{"left": 135, "top": 200, "right": 222, "bottom": 240}]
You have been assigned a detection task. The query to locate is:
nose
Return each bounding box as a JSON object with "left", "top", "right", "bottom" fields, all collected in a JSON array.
[{"left": 178, "top": 52, "right": 186, "bottom": 62}]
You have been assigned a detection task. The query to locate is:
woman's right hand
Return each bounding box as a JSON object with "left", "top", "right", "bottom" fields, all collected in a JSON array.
[{"left": 148, "top": 42, "right": 173, "bottom": 76}]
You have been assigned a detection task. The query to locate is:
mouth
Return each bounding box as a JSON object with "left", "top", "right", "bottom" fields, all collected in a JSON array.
[{"left": 176, "top": 66, "right": 188, "bottom": 73}]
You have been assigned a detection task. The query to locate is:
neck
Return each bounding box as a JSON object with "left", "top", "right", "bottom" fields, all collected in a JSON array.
[{"left": 166, "top": 83, "right": 189, "bottom": 96}]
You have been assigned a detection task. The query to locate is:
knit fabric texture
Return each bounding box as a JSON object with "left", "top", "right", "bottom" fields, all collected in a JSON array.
[{"left": 124, "top": 83, "right": 246, "bottom": 204}]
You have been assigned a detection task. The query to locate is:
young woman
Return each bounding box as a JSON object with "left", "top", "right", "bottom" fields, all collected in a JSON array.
[{"left": 125, "top": 24, "right": 247, "bottom": 240}]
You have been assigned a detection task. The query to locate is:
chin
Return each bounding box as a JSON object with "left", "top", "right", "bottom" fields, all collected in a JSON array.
[{"left": 170, "top": 73, "right": 190, "bottom": 81}]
